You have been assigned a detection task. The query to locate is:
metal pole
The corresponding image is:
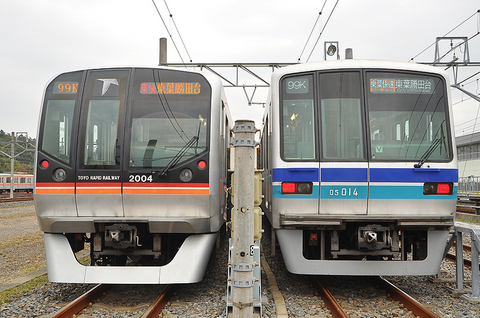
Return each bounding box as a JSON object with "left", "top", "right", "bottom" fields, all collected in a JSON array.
[
  {"left": 455, "top": 230, "right": 464, "bottom": 291},
  {"left": 232, "top": 120, "right": 255, "bottom": 318},
  {"left": 470, "top": 234, "right": 479, "bottom": 298},
  {"left": 159, "top": 37, "right": 167, "bottom": 65},
  {"left": 10, "top": 132, "right": 14, "bottom": 199}
]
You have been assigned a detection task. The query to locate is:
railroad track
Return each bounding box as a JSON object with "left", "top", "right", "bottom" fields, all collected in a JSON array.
[
  {"left": 313, "top": 276, "right": 440, "bottom": 317},
  {"left": 0, "top": 193, "right": 33, "bottom": 203},
  {"left": 50, "top": 284, "right": 174, "bottom": 318},
  {"left": 445, "top": 243, "right": 479, "bottom": 269}
]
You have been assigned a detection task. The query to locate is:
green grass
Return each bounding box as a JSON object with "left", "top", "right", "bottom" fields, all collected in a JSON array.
[
  {"left": 0, "top": 275, "right": 49, "bottom": 306},
  {"left": 456, "top": 217, "right": 480, "bottom": 224}
]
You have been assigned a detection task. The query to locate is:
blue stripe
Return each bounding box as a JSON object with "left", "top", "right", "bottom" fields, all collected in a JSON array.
[
  {"left": 274, "top": 185, "right": 458, "bottom": 200},
  {"left": 370, "top": 168, "right": 458, "bottom": 183},
  {"left": 320, "top": 185, "right": 368, "bottom": 199},
  {"left": 272, "top": 168, "right": 458, "bottom": 183},
  {"left": 272, "top": 168, "right": 319, "bottom": 182},
  {"left": 369, "top": 185, "right": 458, "bottom": 200},
  {"left": 321, "top": 168, "right": 367, "bottom": 182}
]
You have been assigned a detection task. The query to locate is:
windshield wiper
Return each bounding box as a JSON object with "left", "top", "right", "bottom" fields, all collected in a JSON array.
[
  {"left": 414, "top": 136, "right": 445, "bottom": 168},
  {"left": 159, "top": 135, "right": 199, "bottom": 177}
]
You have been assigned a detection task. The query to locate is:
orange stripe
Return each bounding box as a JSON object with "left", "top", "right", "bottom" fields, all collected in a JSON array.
[
  {"left": 36, "top": 188, "right": 75, "bottom": 195},
  {"left": 35, "top": 183, "right": 75, "bottom": 195},
  {"left": 76, "top": 188, "right": 121, "bottom": 195},
  {"left": 123, "top": 188, "right": 209, "bottom": 195},
  {"left": 123, "top": 183, "right": 209, "bottom": 188}
]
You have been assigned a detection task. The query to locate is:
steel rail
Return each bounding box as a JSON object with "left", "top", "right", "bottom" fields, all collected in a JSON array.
[
  {"left": 375, "top": 277, "right": 440, "bottom": 318},
  {"left": 0, "top": 193, "right": 33, "bottom": 203},
  {"left": 313, "top": 277, "right": 348, "bottom": 318},
  {"left": 445, "top": 243, "right": 478, "bottom": 269},
  {"left": 50, "top": 284, "right": 110, "bottom": 318},
  {"left": 140, "top": 285, "right": 174, "bottom": 318}
]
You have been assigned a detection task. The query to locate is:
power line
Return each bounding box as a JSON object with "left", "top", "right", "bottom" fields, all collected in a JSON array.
[
  {"left": 151, "top": 0, "right": 186, "bottom": 65},
  {"left": 306, "top": 0, "right": 340, "bottom": 62},
  {"left": 162, "top": 0, "right": 193, "bottom": 63},
  {"left": 410, "top": 10, "right": 479, "bottom": 62},
  {"left": 297, "top": 1, "right": 328, "bottom": 62}
]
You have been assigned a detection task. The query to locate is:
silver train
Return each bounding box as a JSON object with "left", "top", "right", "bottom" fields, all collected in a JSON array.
[
  {"left": 0, "top": 173, "right": 34, "bottom": 194},
  {"left": 260, "top": 60, "right": 457, "bottom": 275},
  {"left": 35, "top": 67, "right": 232, "bottom": 284}
]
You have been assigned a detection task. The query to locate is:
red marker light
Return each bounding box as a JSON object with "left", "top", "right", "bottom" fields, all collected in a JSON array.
[
  {"left": 198, "top": 160, "right": 207, "bottom": 170},
  {"left": 282, "top": 182, "right": 297, "bottom": 194},
  {"left": 437, "top": 183, "right": 451, "bottom": 194},
  {"left": 40, "top": 160, "right": 49, "bottom": 169}
]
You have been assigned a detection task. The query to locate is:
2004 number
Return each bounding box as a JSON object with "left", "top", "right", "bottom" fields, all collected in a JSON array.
[{"left": 129, "top": 174, "right": 153, "bottom": 183}]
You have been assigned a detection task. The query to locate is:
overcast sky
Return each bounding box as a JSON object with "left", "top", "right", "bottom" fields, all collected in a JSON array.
[{"left": 1, "top": 0, "right": 479, "bottom": 138}]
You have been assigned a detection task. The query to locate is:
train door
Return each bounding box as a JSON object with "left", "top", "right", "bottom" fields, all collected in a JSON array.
[
  {"left": 76, "top": 70, "right": 129, "bottom": 217},
  {"left": 317, "top": 71, "right": 368, "bottom": 215}
]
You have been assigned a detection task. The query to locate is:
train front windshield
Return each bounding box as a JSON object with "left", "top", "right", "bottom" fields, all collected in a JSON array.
[
  {"left": 39, "top": 68, "right": 211, "bottom": 172},
  {"left": 129, "top": 69, "right": 210, "bottom": 169},
  {"left": 281, "top": 70, "right": 451, "bottom": 163}
]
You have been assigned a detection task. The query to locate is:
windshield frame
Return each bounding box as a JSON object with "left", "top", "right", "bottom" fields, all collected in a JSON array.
[
  {"left": 365, "top": 69, "right": 453, "bottom": 163},
  {"left": 126, "top": 68, "right": 212, "bottom": 170}
]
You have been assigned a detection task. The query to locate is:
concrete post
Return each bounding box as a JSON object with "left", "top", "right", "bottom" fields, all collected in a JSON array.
[
  {"left": 232, "top": 120, "right": 255, "bottom": 318},
  {"left": 10, "top": 132, "right": 14, "bottom": 199}
]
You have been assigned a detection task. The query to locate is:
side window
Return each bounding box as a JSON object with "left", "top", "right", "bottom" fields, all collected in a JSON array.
[
  {"left": 281, "top": 74, "right": 316, "bottom": 160},
  {"left": 319, "top": 72, "right": 364, "bottom": 160},
  {"left": 40, "top": 71, "right": 82, "bottom": 165}
]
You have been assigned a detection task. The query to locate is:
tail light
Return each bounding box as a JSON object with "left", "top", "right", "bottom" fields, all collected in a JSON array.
[
  {"left": 423, "top": 182, "right": 453, "bottom": 195},
  {"left": 281, "top": 182, "right": 313, "bottom": 194}
]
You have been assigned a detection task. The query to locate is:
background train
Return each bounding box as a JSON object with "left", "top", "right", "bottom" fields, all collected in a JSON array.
[
  {"left": 0, "top": 173, "right": 34, "bottom": 193},
  {"left": 35, "top": 66, "right": 232, "bottom": 284},
  {"left": 260, "top": 60, "right": 457, "bottom": 275}
]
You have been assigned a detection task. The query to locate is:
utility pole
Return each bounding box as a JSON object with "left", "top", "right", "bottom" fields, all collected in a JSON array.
[
  {"left": 0, "top": 132, "right": 34, "bottom": 198},
  {"left": 10, "top": 132, "right": 14, "bottom": 198},
  {"left": 231, "top": 120, "right": 256, "bottom": 318}
]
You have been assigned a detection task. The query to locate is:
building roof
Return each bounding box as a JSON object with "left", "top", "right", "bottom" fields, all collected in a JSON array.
[{"left": 456, "top": 131, "right": 480, "bottom": 147}]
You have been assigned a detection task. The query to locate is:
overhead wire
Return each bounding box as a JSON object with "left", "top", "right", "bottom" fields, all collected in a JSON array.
[
  {"left": 151, "top": 0, "right": 186, "bottom": 65},
  {"left": 297, "top": 0, "right": 328, "bottom": 62},
  {"left": 409, "top": 10, "right": 479, "bottom": 62},
  {"left": 162, "top": 0, "right": 193, "bottom": 63},
  {"left": 306, "top": 0, "right": 340, "bottom": 62}
]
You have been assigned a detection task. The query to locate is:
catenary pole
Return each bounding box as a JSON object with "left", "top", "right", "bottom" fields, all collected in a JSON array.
[
  {"left": 10, "top": 132, "right": 14, "bottom": 198},
  {"left": 232, "top": 120, "right": 255, "bottom": 318}
]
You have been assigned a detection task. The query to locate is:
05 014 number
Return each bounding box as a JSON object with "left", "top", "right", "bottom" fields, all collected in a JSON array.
[{"left": 329, "top": 187, "right": 358, "bottom": 197}]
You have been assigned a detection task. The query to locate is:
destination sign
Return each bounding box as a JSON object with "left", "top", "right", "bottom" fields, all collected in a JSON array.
[
  {"left": 140, "top": 82, "right": 201, "bottom": 95},
  {"left": 285, "top": 77, "right": 309, "bottom": 94},
  {"left": 370, "top": 78, "right": 434, "bottom": 94},
  {"left": 53, "top": 82, "right": 78, "bottom": 94}
]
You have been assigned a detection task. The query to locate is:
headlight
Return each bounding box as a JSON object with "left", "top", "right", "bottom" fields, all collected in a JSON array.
[
  {"left": 52, "top": 168, "right": 67, "bottom": 182},
  {"left": 179, "top": 168, "right": 193, "bottom": 182}
]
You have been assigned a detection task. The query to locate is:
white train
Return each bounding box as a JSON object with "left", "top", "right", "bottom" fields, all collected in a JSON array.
[
  {"left": 260, "top": 60, "right": 457, "bottom": 275},
  {"left": 35, "top": 67, "right": 232, "bottom": 284}
]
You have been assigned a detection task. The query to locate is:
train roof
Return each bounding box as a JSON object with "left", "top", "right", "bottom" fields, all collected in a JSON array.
[{"left": 273, "top": 59, "right": 449, "bottom": 78}]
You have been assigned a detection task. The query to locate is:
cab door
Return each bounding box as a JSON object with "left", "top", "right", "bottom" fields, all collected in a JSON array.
[
  {"left": 317, "top": 71, "right": 368, "bottom": 215},
  {"left": 76, "top": 69, "right": 129, "bottom": 217}
]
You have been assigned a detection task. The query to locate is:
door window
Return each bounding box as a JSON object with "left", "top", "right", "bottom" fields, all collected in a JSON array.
[{"left": 318, "top": 72, "right": 364, "bottom": 160}]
